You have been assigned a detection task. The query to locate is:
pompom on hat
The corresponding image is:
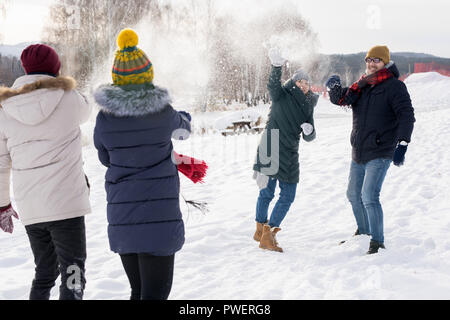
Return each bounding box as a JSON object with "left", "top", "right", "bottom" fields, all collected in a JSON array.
[
  {"left": 117, "top": 28, "right": 139, "bottom": 50},
  {"left": 112, "top": 28, "right": 154, "bottom": 86}
]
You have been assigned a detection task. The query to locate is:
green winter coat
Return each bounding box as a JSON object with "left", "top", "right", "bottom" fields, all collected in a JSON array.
[{"left": 253, "top": 66, "right": 318, "bottom": 184}]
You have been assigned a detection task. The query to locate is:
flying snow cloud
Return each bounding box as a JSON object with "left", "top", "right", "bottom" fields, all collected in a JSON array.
[{"left": 126, "top": 0, "right": 320, "bottom": 106}]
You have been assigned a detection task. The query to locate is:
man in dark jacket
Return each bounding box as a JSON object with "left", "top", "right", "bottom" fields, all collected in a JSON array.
[
  {"left": 253, "top": 48, "right": 318, "bottom": 253},
  {"left": 326, "top": 45, "right": 415, "bottom": 254}
]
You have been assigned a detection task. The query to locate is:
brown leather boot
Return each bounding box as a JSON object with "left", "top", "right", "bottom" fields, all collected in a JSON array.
[
  {"left": 253, "top": 222, "right": 266, "bottom": 242},
  {"left": 259, "top": 225, "right": 283, "bottom": 252},
  {"left": 272, "top": 227, "right": 281, "bottom": 247}
]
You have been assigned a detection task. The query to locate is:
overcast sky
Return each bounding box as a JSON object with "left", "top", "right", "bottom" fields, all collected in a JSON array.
[
  {"left": 1, "top": 0, "right": 449, "bottom": 57},
  {"left": 297, "top": 0, "right": 450, "bottom": 57}
]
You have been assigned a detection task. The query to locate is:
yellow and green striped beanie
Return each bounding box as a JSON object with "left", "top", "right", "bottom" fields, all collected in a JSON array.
[{"left": 112, "top": 29, "right": 154, "bottom": 86}]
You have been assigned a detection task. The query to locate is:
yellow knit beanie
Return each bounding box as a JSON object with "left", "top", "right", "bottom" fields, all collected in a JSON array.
[
  {"left": 112, "top": 28, "right": 154, "bottom": 86},
  {"left": 366, "top": 45, "right": 390, "bottom": 64}
]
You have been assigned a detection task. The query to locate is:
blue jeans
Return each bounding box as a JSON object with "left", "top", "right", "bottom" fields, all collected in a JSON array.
[
  {"left": 256, "top": 178, "right": 297, "bottom": 228},
  {"left": 346, "top": 158, "right": 391, "bottom": 244}
]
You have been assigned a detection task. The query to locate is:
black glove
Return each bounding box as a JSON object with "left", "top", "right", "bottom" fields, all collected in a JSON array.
[
  {"left": 393, "top": 143, "right": 408, "bottom": 166},
  {"left": 325, "top": 75, "right": 341, "bottom": 89}
]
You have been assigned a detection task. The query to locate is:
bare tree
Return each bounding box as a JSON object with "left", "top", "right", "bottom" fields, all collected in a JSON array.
[
  {"left": 42, "top": 0, "right": 156, "bottom": 86},
  {"left": 0, "top": 0, "right": 11, "bottom": 44},
  {"left": 0, "top": 54, "right": 25, "bottom": 86},
  {"left": 40, "top": 0, "right": 318, "bottom": 110},
  {"left": 207, "top": 3, "right": 318, "bottom": 108}
]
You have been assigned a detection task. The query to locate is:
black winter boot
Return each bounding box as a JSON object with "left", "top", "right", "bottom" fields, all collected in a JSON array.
[
  {"left": 355, "top": 229, "right": 371, "bottom": 236},
  {"left": 339, "top": 229, "right": 367, "bottom": 245},
  {"left": 367, "top": 240, "right": 386, "bottom": 255}
]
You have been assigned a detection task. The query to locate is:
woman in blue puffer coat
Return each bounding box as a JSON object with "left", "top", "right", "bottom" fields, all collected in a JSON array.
[{"left": 93, "top": 29, "right": 191, "bottom": 300}]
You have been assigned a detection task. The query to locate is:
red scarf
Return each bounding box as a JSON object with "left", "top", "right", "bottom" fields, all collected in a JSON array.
[
  {"left": 174, "top": 152, "right": 208, "bottom": 184},
  {"left": 338, "top": 68, "right": 393, "bottom": 106}
]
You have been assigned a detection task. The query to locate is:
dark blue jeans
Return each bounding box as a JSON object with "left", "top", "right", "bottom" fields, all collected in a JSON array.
[
  {"left": 25, "top": 217, "right": 86, "bottom": 300},
  {"left": 256, "top": 178, "right": 297, "bottom": 228},
  {"left": 347, "top": 159, "right": 391, "bottom": 244}
]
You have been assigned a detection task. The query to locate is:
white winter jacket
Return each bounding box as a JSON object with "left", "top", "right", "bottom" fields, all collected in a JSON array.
[{"left": 0, "top": 75, "right": 92, "bottom": 226}]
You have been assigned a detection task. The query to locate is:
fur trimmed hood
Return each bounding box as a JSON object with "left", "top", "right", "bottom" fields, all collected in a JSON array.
[
  {"left": 0, "top": 75, "right": 76, "bottom": 103},
  {"left": 0, "top": 75, "right": 77, "bottom": 125},
  {"left": 94, "top": 84, "right": 172, "bottom": 117}
]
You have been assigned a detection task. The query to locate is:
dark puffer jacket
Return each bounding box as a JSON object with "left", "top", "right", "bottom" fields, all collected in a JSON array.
[
  {"left": 253, "top": 66, "right": 318, "bottom": 184},
  {"left": 329, "top": 63, "right": 415, "bottom": 164},
  {"left": 93, "top": 83, "right": 191, "bottom": 256}
]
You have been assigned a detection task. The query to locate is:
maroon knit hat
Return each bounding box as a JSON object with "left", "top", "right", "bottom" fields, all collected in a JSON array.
[{"left": 20, "top": 44, "right": 61, "bottom": 76}]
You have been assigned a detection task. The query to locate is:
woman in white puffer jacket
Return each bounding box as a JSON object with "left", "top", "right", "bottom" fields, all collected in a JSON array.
[{"left": 0, "top": 44, "right": 91, "bottom": 300}]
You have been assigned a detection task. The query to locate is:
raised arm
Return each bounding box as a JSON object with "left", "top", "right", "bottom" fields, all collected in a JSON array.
[
  {"left": 267, "top": 48, "right": 287, "bottom": 102},
  {"left": 267, "top": 66, "right": 284, "bottom": 102}
]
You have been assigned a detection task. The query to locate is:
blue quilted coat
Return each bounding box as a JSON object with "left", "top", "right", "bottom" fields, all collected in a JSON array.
[{"left": 93, "top": 83, "right": 191, "bottom": 256}]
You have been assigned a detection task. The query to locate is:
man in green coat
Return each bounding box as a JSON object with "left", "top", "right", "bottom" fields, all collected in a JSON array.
[{"left": 253, "top": 48, "right": 318, "bottom": 253}]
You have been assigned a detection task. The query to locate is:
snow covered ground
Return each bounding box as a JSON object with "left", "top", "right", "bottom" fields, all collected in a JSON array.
[{"left": 1, "top": 72, "right": 450, "bottom": 300}]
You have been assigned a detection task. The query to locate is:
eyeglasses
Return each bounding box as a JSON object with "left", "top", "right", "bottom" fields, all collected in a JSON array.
[
  {"left": 365, "top": 57, "right": 382, "bottom": 63},
  {"left": 296, "top": 79, "right": 310, "bottom": 85}
]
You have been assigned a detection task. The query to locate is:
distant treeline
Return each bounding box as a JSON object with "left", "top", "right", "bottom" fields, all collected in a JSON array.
[
  {"left": 319, "top": 53, "right": 450, "bottom": 86},
  {"left": 1, "top": 49, "right": 449, "bottom": 93},
  {"left": 0, "top": 54, "right": 25, "bottom": 87}
]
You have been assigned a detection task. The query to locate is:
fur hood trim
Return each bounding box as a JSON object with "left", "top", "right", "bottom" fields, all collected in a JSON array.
[
  {"left": 0, "top": 76, "right": 76, "bottom": 104},
  {"left": 94, "top": 84, "right": 172, "bottom": 117}
]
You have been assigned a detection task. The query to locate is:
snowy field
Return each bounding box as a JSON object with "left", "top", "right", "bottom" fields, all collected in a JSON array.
[{"left": 1, "top": 72, "right": 449, "bottom": 300}]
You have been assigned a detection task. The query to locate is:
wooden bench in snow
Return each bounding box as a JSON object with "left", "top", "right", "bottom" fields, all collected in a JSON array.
[
  {"left": 221, "top": 129, "right": 236, "bottom": 137},
  {"left": 220, "top": 120, "right": 264, "bottom": 136},
  {"left": 232, "top": 120, "right": 252, "bottom": 132},
  {"left": 251, "top": 126, "right": 265, "bottom": 133}
]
